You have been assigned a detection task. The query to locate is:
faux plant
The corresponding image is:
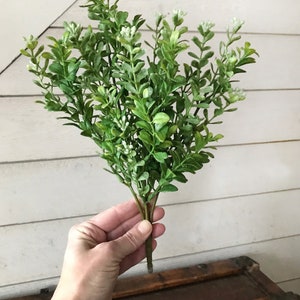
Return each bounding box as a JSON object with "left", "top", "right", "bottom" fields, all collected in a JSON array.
[{"left": 21, "top": 0, "right": 258, "bottom": 273}]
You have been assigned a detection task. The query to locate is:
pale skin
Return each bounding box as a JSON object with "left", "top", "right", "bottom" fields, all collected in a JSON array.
[{"left": 52, "top": 200, "right": 165, "bottom": 300}]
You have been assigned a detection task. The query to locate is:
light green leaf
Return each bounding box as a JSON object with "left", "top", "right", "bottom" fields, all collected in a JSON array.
[
  {"left": 153, "top": 112, "right": 170, "bottom": 125},
  {"left": 195, "top": 131, "right": 205, "bottom": 152},
  {"left": 153, "top": 152, "right": 168, "bottom": 163},
  {"left": 142, "top": 87, "right": 153, "bottom": 98},
  {"left": 138, "top": 172, "right": 149, "bottom": 181}
]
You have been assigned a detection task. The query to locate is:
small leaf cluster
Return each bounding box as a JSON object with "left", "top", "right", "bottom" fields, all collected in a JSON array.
[{"left": 22, "top": 0, "right": 257, "bottom": 216}]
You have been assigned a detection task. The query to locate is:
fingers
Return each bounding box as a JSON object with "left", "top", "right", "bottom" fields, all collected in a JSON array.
[
  {"left": 90, "top": 200, "right": 165, "bottom": 237},
  {"left": 109, "top": 220, "right": 152, "bottom": 260},
  {"left": 118, "top": 223, "right": 165, "bottom": 274},
  {"left": 107, "top": 206, "right": 165, "bottom": 241},
  {"left": 110, "top": 221, "right": 165, "bottom": 274},
  {"left": 152, "top": 222, "right": 166, "bottom": 239},
  {"left": 90, "top": 200, "right": 139, "bottom": 233},
  {"left": 119, "top": 239, "right": 158, "bottom": 274},
  {"left": 67, "top": 221, "right": 107, "bottom": 249}
]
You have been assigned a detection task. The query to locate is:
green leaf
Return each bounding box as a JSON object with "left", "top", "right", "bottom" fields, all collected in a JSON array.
[
  {"left": 116, "top": 11, "right": 129, "bottom": 25},
  {"left": 35, "top": 45, "right": 45, "bottom": 57},
  {"left": 45, "top": 101, "right": 62, "bottom": 111},
  {"left": 101, "top": 142, "right": 115, "bottom": 153},
  {"left": 153, "top": 112, "right": 170, "bottom": 125},
  {"left": 175, "top": 173, "right": 188, "bottom": 183},
  {"left": 188, "top": 52, "right": 199, "bottom": 59},
  {"left": 20, "top": 49, "right": 31, "bottom": 57},
  {"left": 153, "top": 152, "right": 168, "bottom": 163},
  {"left": 132, "top": 105, "right": 150, "bottom": 121},
  {"left": 49, "top": 62, "right": 63, "bottom": 74},
  {"left": 214, "top": 108, "right": 224, "bottom": 117},
  {"left": 142, "top": 87, "right": 153, "bottom": 98},
  {"left": 134, "top": 160, "right": 146, "bottom": 170},
  {"left": 192, "top": 36, "right": 203, "bottom": 49},
  {"left": 213, "top": 134, "right": 224, "bottom": 141},
  {"left": 139, "top": 130, "right": 153, "bottom": 145},
  {"left": 171, "top": 150, "right": 181, "bottom": 167},
  {"left": 155, "top": 125, "right": 168, "bottom": 142},
  {"left": 196, "top": 103, "right": 210, "bottom": 109},
  {"left": 122, "top": 82, "right": 138, "bottom": 94},
  {"left": 160, "top": 184, "right": 178, "bottom": 192},
  {"left": 165, "top": 168, "right": 176, "bottom": 180},
  {"left": 42, "top": 52, "right": 54, "bottom": 59},
  {"left": 136, "top": 120, "right": 152, "bottom": 132},
  {"left": 195, "top": 131, "right": 206, "bottom": 152},
  {"left": 138, "top": 172, "right": 149, "bottom": 181}
]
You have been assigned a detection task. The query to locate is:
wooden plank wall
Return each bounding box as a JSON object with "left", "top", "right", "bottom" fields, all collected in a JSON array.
[
  {"left": 0, "top": 0, "right": 76, "bottom": 73},
  {"left": 0, "top": 0, "right": 299, "bottom": 297}
]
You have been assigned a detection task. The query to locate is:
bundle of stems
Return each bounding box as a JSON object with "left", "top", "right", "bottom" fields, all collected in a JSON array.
[{"left": 21, "top": 0, "right": 258, "bottom": 273}]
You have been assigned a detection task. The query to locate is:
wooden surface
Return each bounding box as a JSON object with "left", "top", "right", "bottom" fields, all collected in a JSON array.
[
  {"left": 112, "top": 256, "right": 286, "bottom": 299},
  {"left": 6, "top": 257, "right": 300, "bottom": 300}
]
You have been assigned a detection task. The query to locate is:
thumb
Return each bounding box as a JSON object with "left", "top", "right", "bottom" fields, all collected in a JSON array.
[{"left": 112, "top": 220, "right": 152, "bottom": 259}]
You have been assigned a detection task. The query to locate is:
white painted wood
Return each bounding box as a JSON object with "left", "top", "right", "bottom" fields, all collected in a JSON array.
[
  {"left": 0, "top": 217, "right": 75, "bottom": 287},
  {"left": 1, "top": 29, "right": 300, "bottom": 95},
  {"left": 0, "top": 157, "right": 131, "bottom": 226},
  {"left": 0, "top": 97, "right": 98, "bottom": 163},
  {"left": 217, "top": 90, "right": 300, "bottom": 145},
  {"left": 54, "top": 0, "right": 300, "bottom": 35},
  {"left": 1, "top": 202, "right": 300, "bottom": 287},
  {"left": 1, "top": 90, "right": 299, "bottom": 162},
  {"left": 0, "top": 278, "right": 58, "bottom": 300},
  {"left": 0, "top": 143, "right": 299, "bottom": 225},
  {"left": 158, "top": 191, "right": 300, "bottom": 260},
  {"left": 0, "top": 0, "right": 76, "bottom": 72},
  {"left": 279, "top": 279, "right": 300, "bottom": 294}
]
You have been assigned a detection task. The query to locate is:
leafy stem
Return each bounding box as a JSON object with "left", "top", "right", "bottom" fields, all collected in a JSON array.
[{"left": 21, "top": 0, "right": 258, "bottom": 273}]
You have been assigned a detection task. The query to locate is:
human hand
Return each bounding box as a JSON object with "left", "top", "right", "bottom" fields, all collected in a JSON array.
[{"left": 52, "top": 200, "right": 165, "bottom": 300}]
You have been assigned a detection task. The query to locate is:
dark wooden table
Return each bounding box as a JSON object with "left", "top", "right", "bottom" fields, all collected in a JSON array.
[{"left": 7, "top": 256, "right": 300, "bottom": 300}]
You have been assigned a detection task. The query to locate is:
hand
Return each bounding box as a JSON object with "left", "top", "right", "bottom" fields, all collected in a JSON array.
[{"left": 52, "top": 200, "right": 165, "bottom": 300}]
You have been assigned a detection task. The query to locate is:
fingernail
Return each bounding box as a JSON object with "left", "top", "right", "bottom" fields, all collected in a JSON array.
[{"left": 138, "top": 220, "right": 152, "bottom": 234}]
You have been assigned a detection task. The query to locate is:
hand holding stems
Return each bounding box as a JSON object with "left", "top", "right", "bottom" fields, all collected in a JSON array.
[{"left": 52, "top": 200, "right": 165, "bottom": 300}]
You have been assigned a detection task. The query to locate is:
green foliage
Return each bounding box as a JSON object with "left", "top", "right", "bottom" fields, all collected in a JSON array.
[{"left": 22, "top": 1, "right": 257, "bottom": 226}]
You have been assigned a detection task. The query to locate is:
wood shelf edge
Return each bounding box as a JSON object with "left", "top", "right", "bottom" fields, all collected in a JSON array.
[{"left": 112, "top": 256, "right": 257, "bottom": 298}]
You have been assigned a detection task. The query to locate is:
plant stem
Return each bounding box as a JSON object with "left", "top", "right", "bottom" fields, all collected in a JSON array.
[
  {"left": 144, "top": 201, "right": 153, "bottom": 273},
  {"left": 145, "top": 234, "right": 153, "bottom": 273},
  {"left": 131, "top": 191, "right": 155, "bottom": 273}
]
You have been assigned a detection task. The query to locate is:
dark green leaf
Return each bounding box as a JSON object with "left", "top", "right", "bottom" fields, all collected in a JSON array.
[
  {"left": 139, "top": 130, "right": 153, "bottom": 145},
  {"left": 175, "top": 173, "right": 188, "bottom": 183},
  {"left": 188, "top": 52, "right": 199, "bottom": 59},
  {"left": 160, "top": 184, "right": 178, "bottom": 192},
  {"left": 49, "top": 62, "right": 63, "bottom": 74},
  {"left": 136, "top": 120, "right": 152, "bottom": 132}
]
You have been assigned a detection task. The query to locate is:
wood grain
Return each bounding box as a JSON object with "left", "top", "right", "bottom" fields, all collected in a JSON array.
[{"left": 1, "top": 90, "right": 299, "bottom": 162}]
